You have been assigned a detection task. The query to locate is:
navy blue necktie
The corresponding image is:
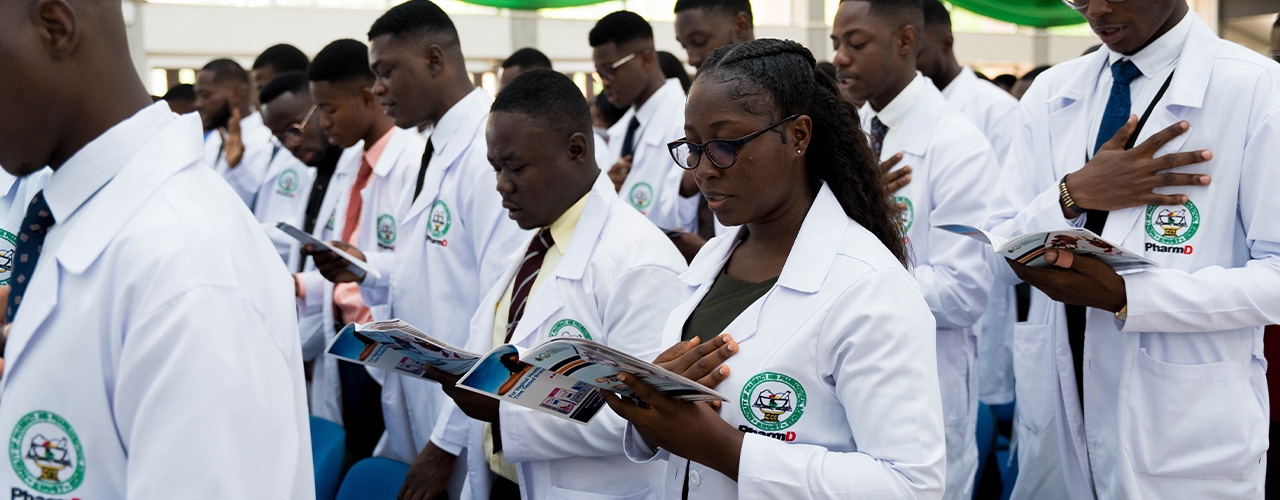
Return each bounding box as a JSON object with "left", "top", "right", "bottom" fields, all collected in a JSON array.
[
  {"left": 6, "top": 191, "right": 55, "bottom": 324},
  {"left": 870, "top": 117, "right": 889, "bottom": 159},
  {"left": 620, "top": 116, "right": 641, "bottom": 158},
  {"left": 1094, "top": 59, "right": 1143, "bottom": 154}
]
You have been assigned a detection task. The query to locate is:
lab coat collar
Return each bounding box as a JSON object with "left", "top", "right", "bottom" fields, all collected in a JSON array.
[
  {"left": 505, "top": 172, "right": 613, "bottom": 345},
  {"left": 0, "top": 171, "right": 16, "bottom": 200},
  {"left": 3, "top": 107, "right": 203, "bottom": 384},
  {"left": 405, "top": 88, "right": 491, "bottom": 220},
  {"left": 43, "top": 102, "right": 174, "bottom": 225},
  {"left": 893, "top": 79, "right": 949, "bottom": 157},
  {"left": 1103, "top": 11, "right": 1191, "bottom": 89},
  {"left": 940, "top": 66, "right": 978, "bottom": 101},
  {"left": 632, "top": 78, "right": 685, "bottom": 149},
  {"left": 680, "top": 183, "right": 844, "bottom": 295},
  {"left": 372, "top": 128, "right": 414, "bottom": 178}
]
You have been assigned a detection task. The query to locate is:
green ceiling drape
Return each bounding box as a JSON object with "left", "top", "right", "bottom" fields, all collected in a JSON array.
[
  {"left": 947, "top": 0, "right": 1086, "bottom": 28},
  {"left": 456, "top": 0, "right": 1087, "bottom": 28}
]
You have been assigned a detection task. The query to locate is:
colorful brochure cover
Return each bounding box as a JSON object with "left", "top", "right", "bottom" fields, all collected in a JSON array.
[{"left": 937, "top": 224, "right": 1156, "bottom": 274}]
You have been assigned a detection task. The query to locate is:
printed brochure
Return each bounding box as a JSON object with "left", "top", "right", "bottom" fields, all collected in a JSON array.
[{"left": 937, "top": 224, "right": 1155, "bottom": 274}]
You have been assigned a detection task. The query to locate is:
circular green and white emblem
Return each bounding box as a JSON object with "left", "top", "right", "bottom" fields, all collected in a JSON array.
[
  {"left": 628, "top": 182, "right": 654, "bottom": 212},
  {"left": 277, "top": 168, "right": 300, "bottom": 195},
  {"left": 548, "top": 319, "right": 592, "bottom": 340},
  {"left": 377, "top": 214, "right": 397, "bottom": 248},
  {"left": 9, "top": 411, "right": 85, "bottom": 495},
  {"left": 1145, "top": 200, "right": 1200, "bottom": 245},
  {"left": 0, "top": 228, "right": 17, "bottom": 286},
  {"left": 427, "top": 200, "right": 452, "bottom": 240},
  {"left": 739, "top": 372, "right": 807, "bottom": 431},
  {"left": 895, "top": 196, "right": 914, "bottom": 234}
]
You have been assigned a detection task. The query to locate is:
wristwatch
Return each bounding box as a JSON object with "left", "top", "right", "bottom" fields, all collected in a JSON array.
[
  {"left": 1059, "top": 175, "right": 1085, "bottom": 216},
  {"left": 1115, "top": 304, "right": 1128, "bottom": 321}
]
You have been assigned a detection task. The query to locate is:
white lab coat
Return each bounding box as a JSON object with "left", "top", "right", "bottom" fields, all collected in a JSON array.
[
  {"left": 254, "top": 144, "right": 316, "bottom": 271},
  {"left": 863, "top": 76, "right": 996, "bottom": 500},
  {"left": 297, "top": 128, "right": 422, "bottom": 425},
  {"left": 623, "top": 184, "right": 946, "bottom": 500},
  {"left": 0, "top": 168, "right": 51, "bottom": 287},
  {"left": 434, "top": 172, "right": 689, "bottom": 500},
  {"left": 606, "top": 78, "right": 698, "bottom": 232},
  {"left": 0, "top": 105, "right": 313, "bottom": 499},
  {"left": 295, "top": 146, "right": 362, "bottom": 366},
  {"left": 985, "top": 14, "right": 1280, "bottom": 499},
  {"left": 359, "top": 89, "right": 529, "bottom": 471},
  {"left": 939, "top": 67, "right": 1021, "bottom": 406},
  {"left": 206, "top": 111, "right": 275, "bottom": 207}
]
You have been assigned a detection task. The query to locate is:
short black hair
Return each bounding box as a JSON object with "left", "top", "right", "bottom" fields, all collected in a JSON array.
[
  {"left": 162, "top": 84, "right": 195, "bottom": 103},
  {"left": 816, "top": 61, "right": 837, "bottom": 82},
  {"left": 253, "top": 44, "right": 310, "bottom": 73},
  {"left": 367, "top": 0, "right": 459, "bottom": 47},
  {"left": 1021, "top": 65, "right": 1051, "bottom": 82},
  {"left": 492, "top": 69, "right": 591, "bottom": 138},
  {"left": 673, "top": 0, "right": 753, "bottom": 24},
  {"left": 992, "top": 74, "right": 1016, "bottom": 88},
  {"left": 202, "top": 58, "right": 250, "bottom": 85},
  {"left": 921, "top": 0, "right": 950, "bottom": 28},
  {"left": 657, "top": 51, "right": 692, "bottom": 93},
  {"left": 845, "top": 0, "right": 924, "bottom": 24},
  {"left": 259, "top": 72, "right": 310, "bottom": 105},
  {"left": 309, "top": 39, "right": 376, "bottom": 85},
  {"left": 589, "top": 11, "right": 654, "bottom": 48},
  {"left": 502, "top": 48, "right": 553, "bottom": 70}
]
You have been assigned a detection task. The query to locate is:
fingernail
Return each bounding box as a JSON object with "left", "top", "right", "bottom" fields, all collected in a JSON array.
[
  {"left": 1201, "top": 151, "right": 1212, "bottom": 160},
  {"left": 719, "top": 366, "right": 729, "bottom": 375},
  {"left": 617, "top": 373, "right": 628, "bottom": 383},
  {"left": 726, "top": 341, "right": 737, "bottom": 352},
  {"left": 1180, "top": 121, "right": 1189, "bottom": 129},
  {"left": 1199, "top": 175, "right": 1210, "bottom": 184}
]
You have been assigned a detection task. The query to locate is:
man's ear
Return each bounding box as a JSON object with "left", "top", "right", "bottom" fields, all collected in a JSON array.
[
  {"left": 34, "top": 0, "right": 79, "bottom": 60},
  {"left": 424, "top": 44, "right": 446, "bottom": 78},
  {"left": 896, "top": 25, "right": 918, "bottom": 57},
  {"left": 568, "top": 131, "right": 589, "bottom": 162},
  {"left": 359, "top": 85, "right": 379, "bottom": 108},
  {"left": 732, "top": 12, "right": 753, "bottom": 42}
]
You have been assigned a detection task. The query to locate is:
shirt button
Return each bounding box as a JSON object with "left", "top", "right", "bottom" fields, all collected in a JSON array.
[{"left": 690, "top": 469, "right": 701, "bottom": 487}]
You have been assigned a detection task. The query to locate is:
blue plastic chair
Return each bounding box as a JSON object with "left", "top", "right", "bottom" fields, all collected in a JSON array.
[
  {"left": 310, "top": 416, "right": 346, "bottom": 500},
  {"left": 973, "top": 403, "right": 997, "bottom": 500},
  {"left": 336, "top": 457, "right": 411, "bottom": 500}
]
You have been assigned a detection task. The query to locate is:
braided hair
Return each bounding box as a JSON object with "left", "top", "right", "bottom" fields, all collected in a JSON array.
[{"left": 697, "top": 38, "right": 908, "bottom": 266}]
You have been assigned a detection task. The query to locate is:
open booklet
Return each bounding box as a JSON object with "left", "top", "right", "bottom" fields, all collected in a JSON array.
[
  {"left": 325, "top": 320, "right": 728, "bottom": 425},
  {"left": 276, "top": 222, "right": 381, "bottom": 280},
  {"left": 937, "top": 224, "right": 1156, "bottom": 274}
]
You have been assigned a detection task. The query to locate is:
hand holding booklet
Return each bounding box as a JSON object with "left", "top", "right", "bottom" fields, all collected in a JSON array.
[
  {"left": 326, "top": 320, "right": 727, "bottom": 424},
  {"left": 276, "top": 222, "right": 381, "bottom": 280},
  {"left": 937, "top": 224, "right": 1155, "bottom": 274}
]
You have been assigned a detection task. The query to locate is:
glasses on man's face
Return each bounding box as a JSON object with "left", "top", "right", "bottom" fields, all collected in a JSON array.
[
  {"left": 284, "top": 105, "right": 318, "bottom": 142},
  {"left": 668, "top": 114, "right": 801, "bottom": 171},
  {"left": 1061, "top": 0, "right": 1125, "bottom": 10},
  {"left": 596, "top": 52, "right": 638, "bottom": 82}
]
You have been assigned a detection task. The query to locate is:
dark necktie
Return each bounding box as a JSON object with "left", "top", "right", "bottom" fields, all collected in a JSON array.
[
  {"left": 6, "top": 191, "right": 55, "bottom": 324},
  {"left": 1066, "top": 59, "right": 1144, "bottom": 408},
  {"left": 412, "top": 138, "right": 434, "bottom": 203},
  {"left": 619, "top": 117, "right": 641, "bottom": 158},
  {"left": 870, "top": 117, "right": 889, "bottom": 160},
  {"left": 505, "top": 228, "right": 554, "bottom": 343}
]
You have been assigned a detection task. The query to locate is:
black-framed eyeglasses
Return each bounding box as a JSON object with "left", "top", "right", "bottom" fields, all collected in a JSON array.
[
  {"left": 1061, "top": 0, "right": 1125, "bottom": 10},
  {"left": 667, "top": 114, "right": 801, "bottom": 171}
]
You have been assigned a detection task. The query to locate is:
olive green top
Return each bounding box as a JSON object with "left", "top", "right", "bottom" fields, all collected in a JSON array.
[{"left": 681, "top": 268, "right": 778, "bottom": 343}]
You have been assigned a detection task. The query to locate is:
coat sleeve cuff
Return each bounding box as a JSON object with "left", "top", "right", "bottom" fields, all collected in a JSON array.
[{"left": 622, "top": 423, "right": 664, "bottom": 463}]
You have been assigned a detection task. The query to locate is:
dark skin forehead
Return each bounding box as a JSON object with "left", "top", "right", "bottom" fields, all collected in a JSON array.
[{"left": 262, "top": 91, "right": 311, "bottom": 134}]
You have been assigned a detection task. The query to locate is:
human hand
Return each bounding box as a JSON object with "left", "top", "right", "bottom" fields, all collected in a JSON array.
[
  {"left": 223, "top": 107, "right": 245, "bottom": 168},
  {"left": 424, "top": 366, "right": 500, "bottom": 423},
  {"left": 1064, "top": 117, "right": 1211, "bottom": 215},
  {"left": 880, "top": 152, "right": 911, "bottom": 195},
  {"left": 303, "top": 241, "right": 366, "bottom": 284},
  {"left": 397, "top": 441, "right": 457, "bottom": 500},
  {"left": 1006, "top": 248, "right": 1126, "bottom": 312},
  {"left": 608, "top": 155, "right": 633, "bottom": 193}
]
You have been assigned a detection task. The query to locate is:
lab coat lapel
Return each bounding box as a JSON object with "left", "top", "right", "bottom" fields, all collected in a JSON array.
[
  {"left": 508, "top": 176, "right": 612, "bottom": 346},
  {"left": 896, "top": 84, "right": 945, "bottom": 158},
  {"left": 1106, "top": 17, "right": 1214, "bottom": 244},
  {"left": 405, "top": 96, "right": 489, "bottom": 224},
  {"left": 3, "top": 113, "right": 201, "bottom": 387}
]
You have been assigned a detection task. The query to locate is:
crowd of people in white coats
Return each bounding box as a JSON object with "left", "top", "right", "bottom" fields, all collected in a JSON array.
[{"left": 0, "top": 0, "right": 1277, "bottom": 498}]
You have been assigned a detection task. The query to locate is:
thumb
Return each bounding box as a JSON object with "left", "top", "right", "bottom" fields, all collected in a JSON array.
[
  {"left": 1101, "top": 115, "right": 1138, "bottom": 150},
  {"left": 1045, "top": 248, "right": 1075, "bottom": 269}
]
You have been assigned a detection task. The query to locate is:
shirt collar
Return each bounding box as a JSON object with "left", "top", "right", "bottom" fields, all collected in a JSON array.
[
  {"left": 44, "top": 102, "right": 174, "bottom": 223},
  {"left": 547, "top": 192, "right": 590, "bottom": 256},
  {"left": 361, "top": 126, "right": 397, "bottom": 169},
  {"left": 632, "top": 78, "right": 683, "bottom": 127},
  {"left": 867, "top": 72, "right": 924, "bottom": 131},
  {"left": 1106, "top": 10, "right": 1192, "bottom": 78}
]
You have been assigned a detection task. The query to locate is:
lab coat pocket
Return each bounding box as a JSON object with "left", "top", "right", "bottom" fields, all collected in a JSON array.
[
  {"left": 545, "top": 483, "right": 654, "bottom": 500},
  {"left": 936, "top": 334, "right": 972, "bottom": 430},
  {"left": 1125, "top": 349, "right": 1266, "bottom": 480},
  {"left": 1011, "top": 323, "right": 1054, "bottom": 435}
]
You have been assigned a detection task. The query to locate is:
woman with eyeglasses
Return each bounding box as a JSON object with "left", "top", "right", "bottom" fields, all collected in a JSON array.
[{"left": 599, "top": 38, "right": 946, "bottom": 500}]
